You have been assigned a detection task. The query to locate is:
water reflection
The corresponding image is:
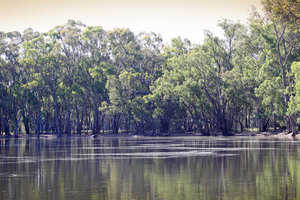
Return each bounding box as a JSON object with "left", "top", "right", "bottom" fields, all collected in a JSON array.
[{"left": 0, "top": 137, "right": 299, "bottom": 200}]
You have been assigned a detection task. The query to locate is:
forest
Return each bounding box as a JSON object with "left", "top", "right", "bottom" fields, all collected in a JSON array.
[{"left": 0, "top": 0, "right": 299, "bottom": 137}]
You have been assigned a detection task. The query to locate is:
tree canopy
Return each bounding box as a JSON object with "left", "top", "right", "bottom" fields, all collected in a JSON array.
[{"left": 0, "top": 0, "right": 299, "bottom": 137}]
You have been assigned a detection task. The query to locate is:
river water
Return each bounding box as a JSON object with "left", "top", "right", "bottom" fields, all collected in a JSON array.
[{"left": 0, "top": 136, "right": 299, "bottom": 200}]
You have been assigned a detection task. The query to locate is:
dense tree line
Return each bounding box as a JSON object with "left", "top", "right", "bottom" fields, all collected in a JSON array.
[{"left": 0, "top": 0, "right": 299, "bottom": 137}]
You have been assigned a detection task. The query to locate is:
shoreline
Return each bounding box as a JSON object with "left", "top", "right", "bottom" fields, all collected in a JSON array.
[{"left": 0, "top": 131, "right": 299, "bottom": 139}]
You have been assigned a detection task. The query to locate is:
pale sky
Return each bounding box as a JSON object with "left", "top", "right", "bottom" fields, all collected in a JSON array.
[{"left": 0, "top": 0, "right": 263, "bottom": 44}]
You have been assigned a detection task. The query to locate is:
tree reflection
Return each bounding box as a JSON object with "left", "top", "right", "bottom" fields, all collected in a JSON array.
[{"left": 0, "top": 137, "right": 300, "bottom": 199}]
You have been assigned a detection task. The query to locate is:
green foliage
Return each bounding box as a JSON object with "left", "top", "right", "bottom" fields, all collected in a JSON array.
[
  {"left": 262, "top": 0, "right": 300, "bottom": 24},
  {"left": 0, "top": 4, "right": 299, "bottom": 136},
  {"left": 289, "top": 62, "right": 300, "bottom": 119}
]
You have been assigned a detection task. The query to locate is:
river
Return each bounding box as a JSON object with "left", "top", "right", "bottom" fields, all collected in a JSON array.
[{"left": 0, "top": 136, "right": 299, "bottom": 200}]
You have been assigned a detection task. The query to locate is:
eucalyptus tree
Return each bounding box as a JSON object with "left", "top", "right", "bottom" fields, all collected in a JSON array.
[
  {"left": 21, "top": 28, "right": 41, "bottom": 135},
  {"left": 33, "top": 31, "right": 65, "bottom": 136},
  {"left": 129, "top": 32, "right": 165, "bottom": 133},
  {"left": 105, "top": 29, "right": 165, "bottom": 134},
  {"left": 21, "top": 31, "right": 60, "bottom": 136},
  {"left": 227, "top": 11, "right": 267, "bottom": 131},
  {"left": 71, "top": 82, "right": 89, "bottom": 135},
  {"left": 77, "top": 25, "right": 110, "bottom": 135},
  {"left": 163, "top": 37, "right": 192, "bottom": 59},
  {"left": 149, "top": 37, "right": 193, "bottom": 134},
  {"left": 149, "top": 79, "right": 183, "bottom": 133},
  {"left": 0, "top": 31, "right": 24, "bottom": 137},
  {"left": 20, "top": 49, "right": 41, "bottom": 136},
  {"left": 103, "top": 28, "right": 136, "bottom": 134},
  {"left": 104, "top": 74, "right": 126, "bottom": 134},
  {"left": 289, "top": 61, "right": 300, "bottom": 130},
  {"left": 0, "top": 63, "right": 11, "bottom": 136},
  {"left": 196, "top": 20, "right": 244, "bottom": 135},
  {"left": 1, "top": 11, "right": 298, "bottom": 137},
  {"left": 136, "top": 32, "right": 164, "bottom": 88},
  {"left": 0, "top": 31, "right": 10, "bottom": 135},
  {"left": 52, "top": 20, "right": 86, "bottom": 135},
  {"left": 253, "top": 0, "right": 300, "bottom": 134},
  {"left": 151, "top": 20, "right": 246, "bottom": 135},
  {"left": 149, "top": 66, "right": 191, "bottom": 134},
  {"left": 200, "top": 34, "right": 230, "bottom": 135},
  {"left": 20, "top": 60, "right": 45, "bottom": 136}
]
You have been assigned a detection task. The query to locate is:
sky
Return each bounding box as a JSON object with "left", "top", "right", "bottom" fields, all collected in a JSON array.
[{"left": 0, "top": 0, "right": 263, "bottom": 44}]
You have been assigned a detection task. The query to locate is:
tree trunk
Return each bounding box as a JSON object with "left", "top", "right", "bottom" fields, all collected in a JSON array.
[
  {"left": 288, "top": 115, "right": 297, "bottom": 135},
  {"left": 4, "top": 118, "right": 10, "bottom": 136},
  {"left": 275, "top": 26, "right": 296, "bottom": 135},
  {"left": 272, "top": 113, "right": 277, "bottom": 132},
  {"left": 13, "top": 107, "right": 20, "bottom": 137},
  {"left": 54, "top": 98, "right": 61, "bottom": 137},
  {"left": 221, "top": 121, "right": 229, "bottom": 136},
  {"left": 76, "top": 108, "right": 83, "bottom": 135},
  {"left": 204, "top": 121, "right": 210, "bottom": 135},
  {"left": 35, "top": 115, "right": 40, "bottom": 137},
  {"left": 0, "top": 114, "right": 2, "bottom": 135},
  {"left": 270, "top": 103, "right": 277, "bottom": 132},
  {"left": 234, "top": 117, "right": 238, "bottom": 133},
  {"left": 26, "top": 110, "right": 40, "bottom": 137},
  {"left": 102, "top": 115, "right": 105, "bottom": 134},
  {"left": 22, "top": 111, "right": 30, "bottom": 135},
  {"left": 245, "top": 107, "right": 248, "bottom": 129},
  {"left": 260, "top": 119, "right": 269, "bottom": 132},
  {"left": 44, "top": 112, "right": 50, "bottom": 133},
  {"left": 217, "top": 111, "right": 229, "bottom": 136},
  {"left": 65, "top": 103, "right": 71, "bottom": 135},
  {"left": 160, "top": 117, "right": 169, "bottom": 133},
  {"left": 240, "top": 119, "right": 244, "bottom": 133},
  {"left": 152, "top": 118, "right": 156, "bottom": 135},
  {"left": 93, "top": 106, "right": 100, "bottom": 135},
  {"left": 220, "top": 97, "right": 230, "bottom": 136},
  {"left": 112, "top": 114, "right": 119, "bottom": 134}
]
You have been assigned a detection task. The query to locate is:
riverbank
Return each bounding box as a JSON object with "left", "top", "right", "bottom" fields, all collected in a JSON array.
[{"left": 0, "top": 130, "right": 299, "bottom": 139}]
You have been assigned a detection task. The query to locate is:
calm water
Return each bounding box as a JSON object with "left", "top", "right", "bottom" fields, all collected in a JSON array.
[{"left": 0, "top": 136, "right": 300, "bottom": 200}]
